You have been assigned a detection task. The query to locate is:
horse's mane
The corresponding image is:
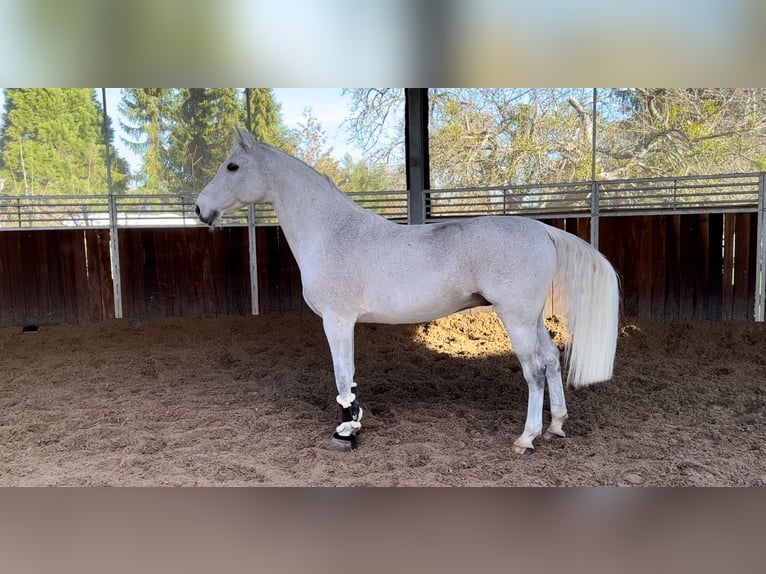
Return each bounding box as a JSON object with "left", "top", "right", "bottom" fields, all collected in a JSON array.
[{"left": 252, "top": 138, "right": 353, "bottom": 204}]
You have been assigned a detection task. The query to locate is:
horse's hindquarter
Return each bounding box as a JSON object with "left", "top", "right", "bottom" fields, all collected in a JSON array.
[{"left": 308, "top": 216, "right": 556, "bottom": 324}]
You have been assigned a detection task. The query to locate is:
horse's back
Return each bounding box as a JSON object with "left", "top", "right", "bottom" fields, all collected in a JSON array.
[
  {"left": 418, "top": 216, "right": 556, "bottom": 273},
  {"left": 437, "top": 216, "right": 557, "bottom": 307},
  {"left": 339, "top": 215, "right": 558, "bottom": 323}
]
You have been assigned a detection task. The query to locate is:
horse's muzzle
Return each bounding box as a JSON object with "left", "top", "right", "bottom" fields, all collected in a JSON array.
[{"left": 195, "top": 204, "right": 219, "bottom": 226}]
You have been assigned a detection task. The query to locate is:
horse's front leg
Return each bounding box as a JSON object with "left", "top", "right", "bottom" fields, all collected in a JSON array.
[{"left": 322, "top": 315, "right": 363, "bottom": 451}]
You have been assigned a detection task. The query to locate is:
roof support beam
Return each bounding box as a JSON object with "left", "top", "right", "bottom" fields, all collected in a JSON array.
[{"left": 405, "top": 88, "right": 430, "bottom": 224}]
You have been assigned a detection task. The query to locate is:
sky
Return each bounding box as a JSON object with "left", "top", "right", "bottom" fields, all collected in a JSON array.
[{"left": 272, "top": 88, "right": 356, "bottom": 155}]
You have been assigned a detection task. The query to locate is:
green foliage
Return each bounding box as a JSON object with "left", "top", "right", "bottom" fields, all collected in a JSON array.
[
  {"left": 119, "top": 88, "right": 175, "bottom": 193},
  {"left": 599, "top": 88, "right": 766, "bottom": 178},
  {"left": 336, "top": 154, "right": 400, "bottom": 192},
  {"left": 429, "top": 89, "right": 595, "bottom": 187},
  {"left": 246, "top": 88, "right": 284, "bottom": 146},
  {"left": 0, "top": 89, "right": 128, "bottom": 195},
  {"left": 118, "top": 88, "right": 286, "bottom": 196},
  {"left": 289, "top": 108, "right": 400, "bottom": 195},
  {"left": 346, "top": 88, "right": 766, "bottom": 188},
  {"left": 163, "top": 88, "right": 243, "bottom": 195},
  {"left": 5, "top": 87, "right": 762, "bottom": 208}
]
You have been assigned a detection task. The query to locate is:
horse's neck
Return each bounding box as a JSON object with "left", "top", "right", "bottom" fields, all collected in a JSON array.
[{"left": 261, "top": 146, "right": 373, "bottom": 255}]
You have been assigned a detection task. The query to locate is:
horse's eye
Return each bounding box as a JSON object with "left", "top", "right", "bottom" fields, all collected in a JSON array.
[{"left": 227, "top": 162, "right": 239, "bottom": 172}]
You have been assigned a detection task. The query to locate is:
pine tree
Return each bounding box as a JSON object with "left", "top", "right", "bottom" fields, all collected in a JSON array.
[
  {"left": 166, "top": 88, "right": 288, "bottom": 196},
  {"left": 0, "top": 89, "right": 127, "bottom": 195},
  {"left": 245, "top": 88, "right": 285, "bottom": 146},
  {"left": 119, "top": 88, "right": 174, "bottom": 193},
  {"left": 165, "top": 88, "right": 244, "bottom": 196}
]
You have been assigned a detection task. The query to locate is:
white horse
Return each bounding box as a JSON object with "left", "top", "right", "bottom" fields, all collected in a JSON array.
[{"left": 195, "top": 129, "right": 620, "bottom": 454}]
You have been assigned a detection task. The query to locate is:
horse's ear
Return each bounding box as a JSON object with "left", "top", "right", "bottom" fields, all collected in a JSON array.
[{"left": 235, "top": 127, "right": 256, "bottom": 151}]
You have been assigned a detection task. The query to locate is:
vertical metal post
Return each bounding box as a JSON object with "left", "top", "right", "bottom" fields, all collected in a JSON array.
[
  {"left": 244, "top": 89, "right": 259, "bottom": 315},
  {"left": 101, "top": 88, "right": 123, "bottom": 319},
  {"left": 244, "top": 88, "right": 252, "bottom": 132},
  {"left": 590, "top": 180, "right": 600, "bottom": 249},
  {"left": 591, "top": 88, "right": 597, "bottom": 182},
  {"left": 590, "top": 88, "right": 599, "bottom": 250},
  {"left": 755, "top": 172, "right": 766, "bottom": 321},
  {"left": 248, "top": 203, "right": 260, "bottom": 316},
  {"left": 405, "top": 88, "right": 429, "bottom": 225}
]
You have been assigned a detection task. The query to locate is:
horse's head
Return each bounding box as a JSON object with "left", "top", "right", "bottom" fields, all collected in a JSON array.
[{"left": 195, "top": 128, "right": 268, "bottom": 226}]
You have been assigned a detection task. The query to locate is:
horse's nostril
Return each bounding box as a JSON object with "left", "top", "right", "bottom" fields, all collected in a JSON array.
[{"left": 194, "top": 204, "right": 201, "bottom": 216}]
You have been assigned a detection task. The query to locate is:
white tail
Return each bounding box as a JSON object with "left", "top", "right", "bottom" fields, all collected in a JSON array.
[{"left": 544, "top": 225, "right": 620, "bottom": 387}]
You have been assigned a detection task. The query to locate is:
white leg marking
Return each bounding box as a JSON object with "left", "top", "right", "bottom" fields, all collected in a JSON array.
[
  {"left": 323, "top": 315, "right": 357, "bottom": 406},
  {"left": 537, "top": 318, "right": 568, "bottom": 439},
  {"left": 498, "top": 311, "right": 546, "bottom": 454},
  {"left": 323, "top": 316, "right": 363, "bottom": 438}
]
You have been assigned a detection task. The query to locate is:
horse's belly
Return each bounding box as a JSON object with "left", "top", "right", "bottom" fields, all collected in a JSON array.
[{"left": 356, "top": 291, "right": 489, "bottom": 324}]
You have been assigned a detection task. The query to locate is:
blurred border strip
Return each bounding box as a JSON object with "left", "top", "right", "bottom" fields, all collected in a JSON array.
[
  {"left": 0, "top": 488, "right": 764, "bottom": 574},
  {"left": 1, "top": 0, "right": 765, "bottom": 86}
]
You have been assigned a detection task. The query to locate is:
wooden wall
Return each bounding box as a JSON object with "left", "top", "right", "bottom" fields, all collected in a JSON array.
[
  {"left": 255, "top": 227, "right": 313, "bottom": 316},
  {"left": 597, "top": 213, "right": 757, "bottom": 321},
  {"left": 0, "top": 229, "right": 113, "bottom": 327},
  {"left": 0, "top": 213, "right": 760, "bottom": 326},
  {"left": 116, "top": 227, "right": 311, "bottom": 319},
  {"left": 118, "top": 227, "right": 251, "bottom": 320}
]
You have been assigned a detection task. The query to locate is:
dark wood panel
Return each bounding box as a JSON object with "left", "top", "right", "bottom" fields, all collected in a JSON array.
[
  {"left": 118, "top": 227, "right": 251, "bottom": 321},
  {"left": 593, "top": 213, "right": 756, "bottom": 322},
  {"left": 679, "top": 214, "right": 702, "bottom": 320},
  {"left": 8, "top": 232, "right": 27, "bottom": 326},
  {"left": 0, "top": 230, "right": 113, "bottom": 327},
  {"left": 0, "top": 230, "right": 12, "bottom": 326},
  {"left": 71, "top": 229, "right": 91, "bottom": 324},
  {"left": 599, "top": 217, "right": 636, "bottom": 316},
  {"left": 747, "top": 212, "right": 758, "bottom": 319},
  {"left": 649, "top": 216, "right": 667, "bottom": 321},
  {"left": 723, "top": 214, "right": 736, "bottom": 320},
  {"left": 732, "top": 213, "right": 752, "bottom": 320},
  {"left": 254, "top": 227, "right": 312, "bottom": 316},
  {"left": 706, "top": 214, "right": 724, "bottom": 321}
]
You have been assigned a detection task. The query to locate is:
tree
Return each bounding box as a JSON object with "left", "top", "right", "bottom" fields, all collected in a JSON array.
[
  {"left": 346, "top": 88, "right": 766, "bottom": 188},
  {"left": 346, "top": 88, "right": 595, "bottom": 188},
  {"left": 345, "top": 88, "right": 405, "bottom": 164},
  {"left": 164, "top": 88, "right": 244, "bottom": 195},
  {"left": 336, "top": 153, "right": 400, "bottom": 192},
  {"left": 246, "top": 88, "right": 285, "bottom": 147},
  {"left": 119, "top": 88, "right": 174, "bottom": 193},
  {"left": 599, "top": 88, "right": 766, "bottom": 177},
  {"left": 286, "top": 106, "right": 403, "bottom": 216},
  {"left": 291, "top": 107, "right": 343, "bottom": 184},
  {"left": 0, "top": 89, "right": 127, "bottom": 195},
  {"left": 120, "top": 88, "right": 286, "bottom": 196}
]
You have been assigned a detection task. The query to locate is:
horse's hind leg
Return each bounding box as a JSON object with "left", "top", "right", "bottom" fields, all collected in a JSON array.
[
  {"left": 322, "top": 314, "right": 363, "bottom": 451},
  {"left": 537, "top": 317, "right": 569, "bottom": 440},
  {"left": 496, "top": 309, "right": 546, "bottom": 455}
]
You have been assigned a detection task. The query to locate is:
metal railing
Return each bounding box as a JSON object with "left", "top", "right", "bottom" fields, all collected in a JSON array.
[
  {"left": 598, "top": 172, "right": 761, "bottom": 216},
  {"left": 425, "top": 181, "right": 592, "bottom": 221},
  {"left": 1, "top": 174, "right": 761, "bottom": 230},
  {"left": 425, "top": 172, "right": 763, "bottom": 222},
  {"left": 0, "top": 190, "right": 409, "bottom": 229},
  {"left": 0, "top": 195, "right": 111, "bottom": 229}
]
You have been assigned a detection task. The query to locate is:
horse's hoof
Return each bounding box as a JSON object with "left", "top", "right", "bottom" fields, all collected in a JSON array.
[
  {"left": 523, "top": 447, "right": 534, "bottom": 456},
  {"left": 543, "top": 430, "right": 566, "bottom": 440},
  {"left": 512, "top": 444, "right": 534, "bottom": 455},
  {"left": 329, "top": 432, "right": 357, "bottom": 451}
]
